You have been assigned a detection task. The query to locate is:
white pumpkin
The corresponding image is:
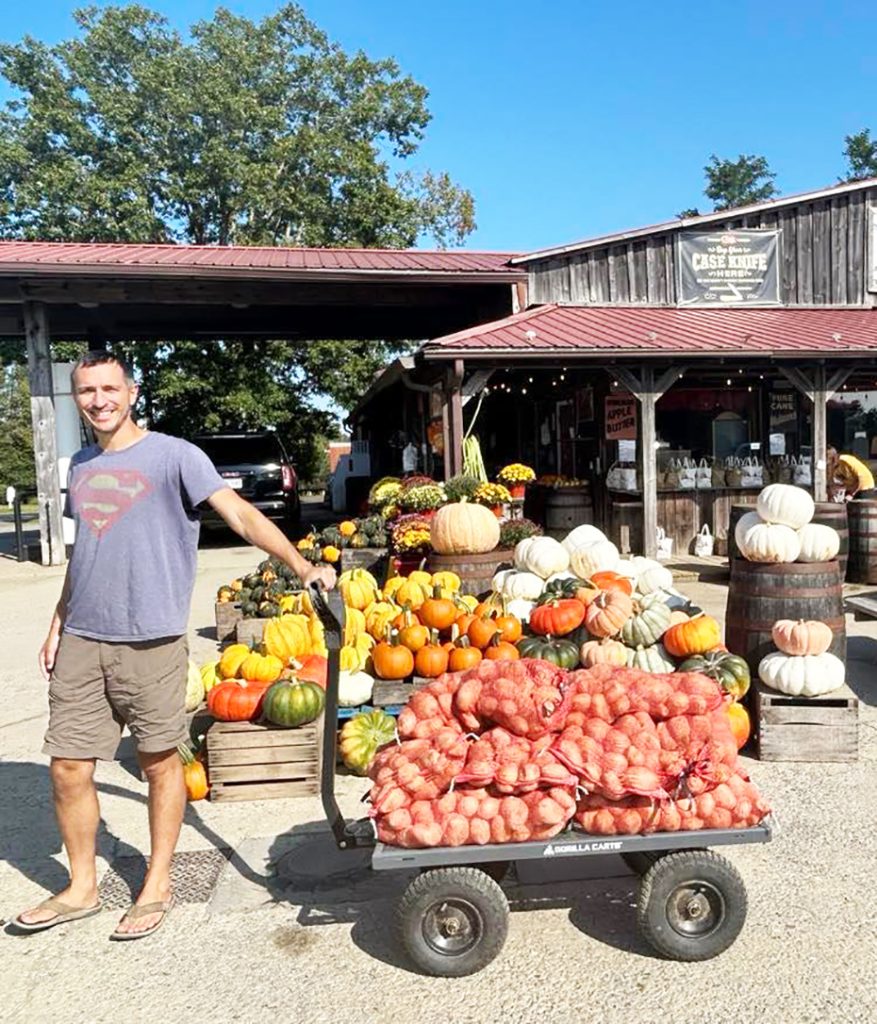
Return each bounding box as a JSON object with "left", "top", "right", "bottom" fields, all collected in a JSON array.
[
  {"left": 758, "top": 651, "right": 845, "bottom": 697},
  {"left": 514, "top": 536, "right": 570, "bottom": 579},
  {"left": 740, "top": 522, "right": 801, "bottom": 563},
  {"left": 493, "top": 569, "right": 544, "bottom": 601},
  {"left": 756, "top": 483, "right": 815, "bottom": 530},
  {"left": 796, "top": 522, "right": 841, "bottom": 563},
  {"left": 632, "top": 559, "right": 673, "bottom": 595},
  {"left": 569, "top": 538, "right": 620, "bottom": 579},
  {"left": 338, "top": 669, "right": 375, "bottom": 707},
  {"left": 545, "top": 571, "right": 578, "bottom": 586},
  {"left": 185, "top": 660, "right": 205, "bottom": 712},
  {"left": 734, "top": 511, "right": 763, "bottom": 554},
  {"left": 615, "top": 558, "right": 639, "bottom": 579},
  {"left": 562, "top": 523, "right": 607, "bottom": 555},
  {"left": 506, "top": 597, "right": 535, "bottom": 623}
]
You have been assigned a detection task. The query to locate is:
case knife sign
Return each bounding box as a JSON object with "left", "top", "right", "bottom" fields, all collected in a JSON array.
[{"left": 677, "top": 229, "right": 780, "bottom": 305}]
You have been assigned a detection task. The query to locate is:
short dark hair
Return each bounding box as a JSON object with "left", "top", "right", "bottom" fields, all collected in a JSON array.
[{"left": 72, "top": 350, "right": 135, "bottom": 383}]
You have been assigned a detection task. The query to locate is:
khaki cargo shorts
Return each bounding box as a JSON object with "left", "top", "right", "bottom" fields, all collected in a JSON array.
[{"left": 42, "top": 632, "right": 189, "bottom": 761}]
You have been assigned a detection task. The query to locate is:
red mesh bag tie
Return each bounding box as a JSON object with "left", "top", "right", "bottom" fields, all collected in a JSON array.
[{"left": 454, "top": 728, "right": 578, "bottom": 794}]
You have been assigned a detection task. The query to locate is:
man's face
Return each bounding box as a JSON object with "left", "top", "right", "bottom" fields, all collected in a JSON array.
[{"left": 72, "top": 361, "right": 138, "bottom": 437}]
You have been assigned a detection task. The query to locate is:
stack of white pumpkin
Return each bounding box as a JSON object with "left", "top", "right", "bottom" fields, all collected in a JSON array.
[
  {"left": 491, "top": 524, "right": 682, "bottom": 622},
  {"left": 758, "top": 619, "right": 845, "bottom": 697},
  {"left": 735, "top": 483, "right": 840, "bottom": 564}
]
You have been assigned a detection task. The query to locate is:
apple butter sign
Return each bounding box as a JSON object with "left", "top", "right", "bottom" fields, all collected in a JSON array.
[{"left": 677, "top": 229, "right": 780, "bottom": 305}]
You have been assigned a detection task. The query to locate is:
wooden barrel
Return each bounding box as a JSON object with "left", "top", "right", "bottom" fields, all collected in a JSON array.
[
  {"left": 811, "top": 502, "right": 848, "bottom": 581},
  {"left": 725, "top": 561, "right": 846, "bottom": 674},
  {"left": 847, "top": 499, "right": 877, "bottom": 583},
  {"left": 428, "top": 548, "right": 514, "bottom": 597},
  {"left": 544, "top": 486, "right": 593, "bottom": 540}
]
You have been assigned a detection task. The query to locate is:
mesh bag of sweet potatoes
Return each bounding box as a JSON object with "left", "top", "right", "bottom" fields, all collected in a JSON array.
[{"left": 374, "top": 659, "right": 769, "bottom": 847}]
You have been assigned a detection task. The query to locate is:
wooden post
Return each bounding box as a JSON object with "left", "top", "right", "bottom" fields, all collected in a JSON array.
[
  {"left": 611, "top": 364, "right": 687, "bottom": 560},
  {"left": 23, "top": 301, "right": 66, "bottom": 566},
  {"left": 441, "top": 360, "right": 464, "bottom": 480},
  {"left": 779, "top": 365, "right": 851, "bottom": 501}
]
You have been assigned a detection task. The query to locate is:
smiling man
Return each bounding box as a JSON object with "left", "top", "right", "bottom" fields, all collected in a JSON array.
[{"left": 15, "top": 350, "right": 335, "bottom": 940}]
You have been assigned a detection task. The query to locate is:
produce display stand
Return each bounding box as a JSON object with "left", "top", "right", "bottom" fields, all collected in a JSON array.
[
  {"left": 308, "top": 586, "right": 773, "bottom": 977},
  {"left": 753, "top": 680, "right": 858, "bottom": 762}
]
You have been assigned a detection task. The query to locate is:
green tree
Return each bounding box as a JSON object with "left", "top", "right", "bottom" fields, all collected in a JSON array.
[
  {"left": 703, "top": 154, "right": 777, "bottom": 211},
  {"left": 678, "top": 154, "right": 778, "bottom": 217},
  {"left": 0, "top": 4, "right": 475, "bottom": 247},
  {"left": 842, "top": 129, "right": 877, "bottom": 181},
  {"left": 0, "top": 361, "right": 35, "bottom": 490}
]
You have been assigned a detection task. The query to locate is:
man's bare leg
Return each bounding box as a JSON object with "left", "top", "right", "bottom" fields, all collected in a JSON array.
[
  {"left": 18, "top": 758, "right": 100, "bottom": 924},
  {"left": 113, "top": 748, "right": 184, "bottom": 936}
]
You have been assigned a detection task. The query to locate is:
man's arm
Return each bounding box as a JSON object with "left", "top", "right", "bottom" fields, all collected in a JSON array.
[
  {"left": 206, "top": 488, "right": 336, "bottom": 590},
  {"left": 40, "top": 563, "right": 72, "bottom": 680}
]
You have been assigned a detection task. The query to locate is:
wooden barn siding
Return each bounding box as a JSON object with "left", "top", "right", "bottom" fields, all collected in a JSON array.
[{"left": 528, "top": 189, "right": 876, "bottom": 306}]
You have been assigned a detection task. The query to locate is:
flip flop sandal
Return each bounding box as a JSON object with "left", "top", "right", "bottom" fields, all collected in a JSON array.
[
  {"left": 14, "top": 897, "right": 102, "bottom": 933},
  {"left": 110, "top": 896, "right": 175, "bottom": 942}
]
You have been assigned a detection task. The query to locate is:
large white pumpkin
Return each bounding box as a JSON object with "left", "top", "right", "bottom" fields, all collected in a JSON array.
[
  {"left": 630, "top": 558, "right": 673, "bottom": 595},
  {"left": 492, "top": 569, "right": 544, "bottom": 601},
  {"left": 756, "top": 483, "right": 815, "bottom": 530},
  {"left": 758, "top": 651, "right": 845, "bottom": 697},
  {"left": 569, "top": 538, "right": 620, "bottom": 580},
  {"left": 740, "top": 522, "right": 801, "bottom": 563},
  {"left": 514, "top": 536, "right": 570, "bottom": 579},
  {"left": 734, "top": 511, "right": 763, "bottom": 554},
  {"left": 562, "top": 523, "right": 607, "bottom": 555},
  {"left": 796, "top": 523, "right": 841, "bottom": 563}
]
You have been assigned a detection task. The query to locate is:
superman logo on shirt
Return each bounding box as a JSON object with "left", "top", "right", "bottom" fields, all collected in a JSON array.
[{"left": 70, "top": 469, "right": 153, "bottom": 536}]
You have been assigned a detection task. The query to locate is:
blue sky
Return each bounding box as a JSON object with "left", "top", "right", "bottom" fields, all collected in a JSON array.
[{"left": 2, "top": 1, "right": 875, "bottom": 253}]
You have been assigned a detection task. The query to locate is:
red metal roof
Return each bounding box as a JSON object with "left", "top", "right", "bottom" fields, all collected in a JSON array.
[
  {"left": 422, "top": 304, "right": 877, "bottom": 358},
  {"left": 0, "top": 241, "right": 521, "bottom": 277}
]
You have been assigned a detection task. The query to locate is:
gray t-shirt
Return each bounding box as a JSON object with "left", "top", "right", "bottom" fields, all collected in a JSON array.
[{"left": 63, "top": 432, "right": 226, "bottom": 641}]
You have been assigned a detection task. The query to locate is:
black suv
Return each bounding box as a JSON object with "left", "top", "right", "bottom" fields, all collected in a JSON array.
[{"left": 191, "top": 432, "right": 300, "bottom": 529}]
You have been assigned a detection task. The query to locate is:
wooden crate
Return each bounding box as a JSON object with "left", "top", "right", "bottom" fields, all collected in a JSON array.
[
  {"left": 754, "top": 681, "right": 858, "bottom": 763},
  {"left": 206, "top": 718, "right": 323, "bottom": 802},
  {"left": 215, "top": 601, "right": 243, "bottom": 642},
  {"left": 235, "top": 617, "right": 266, "bottom": 646},
  {"left": 340, "top": 547, "right": 389, "bottom": 578},
  {"left": 371, "top": 677, "right": 432, "bottom": 708}
]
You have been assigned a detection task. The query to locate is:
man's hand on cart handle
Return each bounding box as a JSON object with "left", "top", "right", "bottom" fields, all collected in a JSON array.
[{"left": 302, "top": 564, "right": 336, "bottom": 592}]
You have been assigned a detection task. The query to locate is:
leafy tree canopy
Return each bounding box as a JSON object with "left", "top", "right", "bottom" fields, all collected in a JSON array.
[
  {"left": 842, "top": 129, "right": 877, "bottom": 182},
  {"left": 678, "top": 153, "right": 778, "bottom": 218}
]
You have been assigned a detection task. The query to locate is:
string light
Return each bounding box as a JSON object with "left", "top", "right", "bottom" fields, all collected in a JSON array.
[{"left": 522, "top": 387, "right": 528, "bottom": 394}]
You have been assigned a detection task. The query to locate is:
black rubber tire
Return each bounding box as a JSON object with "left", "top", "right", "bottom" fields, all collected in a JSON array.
[
  {"left": 396, "top": 866, "right": 509, "bottom": 977},
  {"left": 638, "top": 850, "right": 747, "bottom": 961}
]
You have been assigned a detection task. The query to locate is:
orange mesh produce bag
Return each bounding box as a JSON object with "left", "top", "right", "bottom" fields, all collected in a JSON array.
[
  {"left": 575, "top": 772, "right": 770, "bottom": 835},
  {"left": 375, "top": 784, "right": 577, "bottom": 848},
  {"left": 474, "top": 659, "right": 571, "bottom": 739},
  {"left": 656, "top": 709, "right": 740, "bottom": 794},
  {"left": 455, "top": 727, "right": 578, "bottom": 794},
  {"left": 368, "top": 727, "right": 469, "bottom": 812},
  {"left": 565, "top": 666, "right": 723, "bottom": 725},
  {"left": 551, "top": 712, "right": 667, "bottom": 800},
  {"left": 396, "top": 674, "right": 465, "bottom": 740}
]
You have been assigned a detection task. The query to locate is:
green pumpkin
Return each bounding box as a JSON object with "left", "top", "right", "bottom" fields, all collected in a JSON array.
[
  {"left": 241, "top": 601, "right": 259, "bottom": 617},
  {"left": 625, "top": 643, "right": 675, "bottom": 674},
  {"left": 243, "top": 572, "right": 263, "bottom": 590},
  {"left": 539, "top": 577, "right": 580, "bottom": 602},
  {"left": 517, "top": 634, "right": 580, "bottom": 668},
  {"left": 349, "top": 533, "right": 369, "bottom": 549},
  {"left": 678, "top": 649, "right": 751, "bottom": 700},
  {"left": 258, "top": 601, "right": 280, "bottom": 618},
  {"left": 621, "top": 596, "right": 671, "bottom": 648},
  {"left": 262, "top": 680, "right": 325, "bottom": 727},
  {"left": 339, "top": 709, "right": 396, "bottom": 775}
]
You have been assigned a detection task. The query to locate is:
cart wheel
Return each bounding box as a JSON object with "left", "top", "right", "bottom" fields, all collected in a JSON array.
[
  {"left": 397, "top": 866, "right": 509, "bottom": 977},
  {"left": 637, "top": 850, "right": 747, "bottom": 961}
]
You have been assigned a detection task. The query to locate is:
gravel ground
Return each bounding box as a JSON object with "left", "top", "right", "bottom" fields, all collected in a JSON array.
[{"left": 1, "top": 544, "right": 875, "bottom": 1024}]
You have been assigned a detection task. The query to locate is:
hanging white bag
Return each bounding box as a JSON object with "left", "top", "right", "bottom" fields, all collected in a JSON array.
[
  {"left": 656, "top": 526, "right": 674, "bottom": 560},
  {"left": 793, "top": 455, "right": 812, "bottom": 487},
  {"left": 694, "top": 523, "right": 715, "bottom": 557},
  {"left": 678, "top": 457, "right": 697, "bottom": 490},
  {"left": 695, "top": 458, "right": 712, "bottom": 489}
]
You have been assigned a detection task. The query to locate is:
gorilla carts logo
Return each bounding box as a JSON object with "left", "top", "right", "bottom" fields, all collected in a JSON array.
[{"left": 71, "top": 469, "right": 153, "bottom": 536}]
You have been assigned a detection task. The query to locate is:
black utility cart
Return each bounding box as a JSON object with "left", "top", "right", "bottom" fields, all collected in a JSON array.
[{"left": 310, "top": 586, "right": 773, "bottom": 978}]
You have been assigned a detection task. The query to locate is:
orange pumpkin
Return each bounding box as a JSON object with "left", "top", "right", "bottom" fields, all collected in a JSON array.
[
  {"left": 178, "top": 744, "right": 208, "bottom": 801},
  {"left": 398, "top": 620, "right": 430, "bottom": 653},
  {"left": 449, "top": 637, "right": 483, "bottom": 671},
  {"left": 468, "top": 614, "right": 501, "bottom": 650},
  {"left": 484, "top": 634, "right": 521, "bottom": 661},
  {"left": 726, "top": 701, "right": 751, "bottom": 750},
  {"left": 414, "top": 632, "right": 450, "bottom": 678},
  {"left": 288, "top": 654, "right": 328, "bottom": 689},
  {"left": 372, "top": 634, "right": 415, "bottom": 680},
  {"left": 493, "top": 611, "right": 522, "bottom": 644},
  {"left": 663, "top": 613, "right": 722, "bottom": 658},
  {"left": 419, "top": 587, "right": 458, "bottom": 632},
  {"left": 590, "top": 571, "right": 633, "bottom": 596},
  {"left": 574, "top": 581, "right": 601, "bottom": 607},
  {"left": 206, "top": 679, "right": 268, "bottom": 721},
  {"left": 584, "top": 590, "right": 633, "bottom": 638}
]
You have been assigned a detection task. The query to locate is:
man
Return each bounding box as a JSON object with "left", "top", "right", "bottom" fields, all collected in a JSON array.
[{"left": 16, "top": 351, "right": 335, "bottom": 939}]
